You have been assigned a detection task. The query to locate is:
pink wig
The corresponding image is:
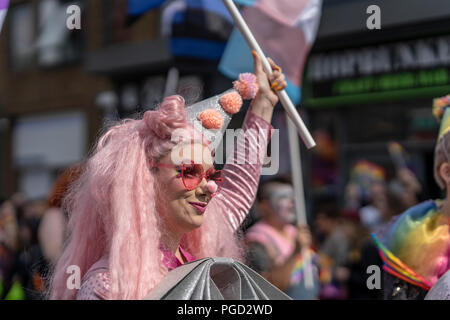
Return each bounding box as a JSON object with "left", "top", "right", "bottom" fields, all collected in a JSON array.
[{"left": 49, "top": 95, "right": 243, "bottom": 300}]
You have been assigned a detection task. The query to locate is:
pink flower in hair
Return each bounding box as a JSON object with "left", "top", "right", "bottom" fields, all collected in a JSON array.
[
  {"left": 233, "top": 73, "right": 259, "bottom": 100},
  {"left": 198, "top": 109, "right": 224, "bottom": 129},
  {"left": 219, "top": 91, "right": 243, "bottom": 115}
]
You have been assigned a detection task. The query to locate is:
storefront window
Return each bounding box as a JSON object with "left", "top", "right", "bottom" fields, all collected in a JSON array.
[
  {"left": 37, "top": 0, "right": 83, "bottom": 67},
  {"left": 12, "top": 111, "right": 87, "bottom": 200},
  {"left": 9, "top": 3, "right": 34, "bottom": 70}
]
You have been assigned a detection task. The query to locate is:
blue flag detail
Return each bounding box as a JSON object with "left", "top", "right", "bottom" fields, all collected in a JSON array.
[
  {"left": 128, "top": 0, "right": 167, "bottom": 16},
  {"left": 167, "top": 1, "right": 234, "bottom": 61},
  {"left": 233, "top": 0, "right": 257, "bottom": 5},
  {"left": 171, "top": 38, "right": 227, "bottom": 60},
  {"left": 219, "top": 29, "right": 302, "bottom": 105}
]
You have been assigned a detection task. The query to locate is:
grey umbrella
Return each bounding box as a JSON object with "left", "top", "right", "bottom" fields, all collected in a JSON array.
[
  {"left": 145, "top": 257, "right": 292, "bottom": 300},
  {"left": 425, "top": 270, "right": 450, "bottom": 300}
]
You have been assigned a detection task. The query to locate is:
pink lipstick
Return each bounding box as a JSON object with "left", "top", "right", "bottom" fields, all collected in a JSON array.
[{"left": 188, "top": 202, "right": 207, "bottom": 213}]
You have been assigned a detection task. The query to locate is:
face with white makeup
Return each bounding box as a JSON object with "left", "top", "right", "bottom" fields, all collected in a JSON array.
[{"left": 257, "top": 181, "right": 296, "bottom": 226}]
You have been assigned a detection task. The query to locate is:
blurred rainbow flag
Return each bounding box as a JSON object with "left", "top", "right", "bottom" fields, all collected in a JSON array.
[
  {"left": 291, "top": 249, "right": 321, "bottom": 285},
  {"left": 219, "top": 0, "right": 323, "bottom": 105},
  {"left": 350, "top": 160, "right": 386, "bottom": 201},
  {"left": 0, "top": 0, "right": 9, "bottom": 33},
  {"left": 351, "top": 161, "right": 386, "bottom": 181}
]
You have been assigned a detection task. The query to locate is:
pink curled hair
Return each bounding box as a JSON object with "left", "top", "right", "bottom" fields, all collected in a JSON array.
[{"left": 49, "top": 95, "right": 242, "bottom": 300}]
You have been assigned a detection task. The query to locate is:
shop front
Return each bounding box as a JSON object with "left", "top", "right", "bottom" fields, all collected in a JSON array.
[{"left": 303, "top": 27, "right": 450, "bottom": 204}]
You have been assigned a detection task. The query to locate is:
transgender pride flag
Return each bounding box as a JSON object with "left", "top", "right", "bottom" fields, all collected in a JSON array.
[
  {"left": 0, "top": 0, "right": 9, "bottom": 33},
  {"left": 219, "top": 0, "right": 322, "bottom": 105}
]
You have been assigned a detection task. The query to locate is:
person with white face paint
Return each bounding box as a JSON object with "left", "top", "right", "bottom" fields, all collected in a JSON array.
[{"left": 245, "top": 177, "right": 320, "bottom": 299}]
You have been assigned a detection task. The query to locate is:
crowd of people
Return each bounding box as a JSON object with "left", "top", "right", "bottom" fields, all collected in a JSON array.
[
  {"left": 242, "top": 158, "right": 424, "bottom": 300},
  {"left": 0, "top": 150, "right": 426, "bottom": 300},
  {"left": 0, "top": 166, "right": 83, "bottom": 299},
  {"left": 0, "top": 53, "right": 449, "bottom": 300}
]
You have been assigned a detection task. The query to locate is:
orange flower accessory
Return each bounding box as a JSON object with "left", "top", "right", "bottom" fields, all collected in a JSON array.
[
  {"left": 219, "top": 91, "right": 243, "bottom": 115},
  {"left": 197, "top": 109, "right": 224, "bottom": 129}
]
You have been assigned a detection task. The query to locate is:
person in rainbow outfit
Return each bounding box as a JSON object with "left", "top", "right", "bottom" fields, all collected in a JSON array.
[{"left": 372, "top": 95, "right": 450, "bottom": 300}]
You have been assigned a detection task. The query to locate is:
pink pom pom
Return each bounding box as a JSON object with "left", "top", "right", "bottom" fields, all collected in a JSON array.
[
  {"left": 219, "top": 91, "right": 243, "bottom": 114},
  {"left": 206, "top": 180, "right": 218, "bottom": 194},
  {"left": 198, "top": 109, "right": 224, "bottom": 129},
  {"left": 233, "top": 73, "right": 259, "bottom": 100}
]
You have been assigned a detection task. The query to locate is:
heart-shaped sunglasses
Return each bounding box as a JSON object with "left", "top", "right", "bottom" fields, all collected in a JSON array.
[{"left": 150, "top": 160, "right": 224, "bottom": 191}]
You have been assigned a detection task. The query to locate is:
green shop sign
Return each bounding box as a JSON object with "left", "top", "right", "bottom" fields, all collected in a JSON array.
[{"left": 304, "top": 35, "right": 450, "bottom": 108}]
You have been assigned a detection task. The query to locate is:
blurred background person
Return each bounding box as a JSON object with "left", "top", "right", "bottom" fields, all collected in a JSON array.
[
  {"left": 38, "top": 163, "right": 84, "bottom": 267},
  {"left": 16, "top": 213, "right": 45, "bottom": 300},
  {"left": 332, "top": 208, "right": 383, "bottom": 300},
  {"left": 314, "top": 201, "right": 350, "bottom": 270},
  {"left": 0, "top": 199, "right": 22, "bottom": 299},
  {"left": 387, "top": 141, "right": 423, "bottom": 209},
  {"left": 373, "top": 95, "right": 450, "bottom": 300},
  {"left": 347, "top": 161, "right": 387, "bottom": 232},
  {"left": 388, "top": 168, "right": 421, "bottom": 209},
  {"left": 245, "top": 177, "right": 320, "bottom": 300},
  {"left": 313, "top": 200, "right": 350, "bottom": 299},
  {"left": 0, "top": 164, "right": 84, "bottom": 300}
]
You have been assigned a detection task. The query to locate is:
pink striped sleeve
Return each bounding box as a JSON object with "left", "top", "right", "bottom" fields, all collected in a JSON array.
[{"left": 207, "top": 110, "right": 274, "bottom": 231}]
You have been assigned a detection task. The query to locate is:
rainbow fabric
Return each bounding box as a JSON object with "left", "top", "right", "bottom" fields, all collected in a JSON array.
[
  {"left": 290, "top": 249, "right": 328, "bottom": 286},
  {"left": 291, "top": 249, "right": 314, "bottom": 285},
  {"left": 432, "top": 94, "right": 450, "bottom": 140},
  {"left": 351, "top": 160, "right": 386, "bottom": 182},
  {"left": 372, "top": 200, "right": 450, "bottom": 290}
]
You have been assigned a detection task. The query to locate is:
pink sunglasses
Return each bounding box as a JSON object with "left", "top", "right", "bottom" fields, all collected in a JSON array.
[{"left": 151, "top": 160, "right": 224, "bottom": 191}]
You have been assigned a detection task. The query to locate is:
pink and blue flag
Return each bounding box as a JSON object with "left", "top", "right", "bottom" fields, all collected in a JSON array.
[
  {"left": 0, "top": 0, "right": 9, "bottom": 33},
  {"left": 219, "top": 0, "right": 322, "bottom": 105}
]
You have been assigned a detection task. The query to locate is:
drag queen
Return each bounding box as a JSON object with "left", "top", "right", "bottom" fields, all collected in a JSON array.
[
  {"left": 49, "top": 53, "right": 287, "bottom": 300},
  {"left": 373, "top": 95, "right": 450, "bottom": 299}
]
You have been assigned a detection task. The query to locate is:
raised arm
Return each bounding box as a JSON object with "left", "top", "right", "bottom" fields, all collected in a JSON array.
[{"left": 208, "top": 53, "right": 287, "bottom": 231}]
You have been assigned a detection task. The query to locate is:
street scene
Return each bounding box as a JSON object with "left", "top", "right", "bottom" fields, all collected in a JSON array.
[{"left": 0, "top": 0, "right": 449, "bottom": 302}]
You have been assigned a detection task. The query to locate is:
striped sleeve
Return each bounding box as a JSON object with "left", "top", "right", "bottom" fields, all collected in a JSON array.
[{"left": 208, "top": 110, "right": 274, "bottom": 231}]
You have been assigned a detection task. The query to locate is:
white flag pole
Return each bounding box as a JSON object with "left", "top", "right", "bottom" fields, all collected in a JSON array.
[
  {"left": 221, "top": 0, "right": 316, "bottom": 149},
  {"left": 286, "top": 114, "right": 314, "bottom": 288},
  {"left": 163, "top": 67, "right": 180, "bottom": 97},
  {"left": 222, "top": 0, "right": 315, "bottom": 288}
]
